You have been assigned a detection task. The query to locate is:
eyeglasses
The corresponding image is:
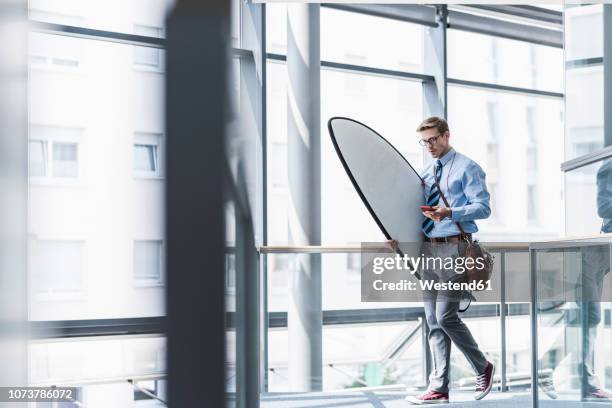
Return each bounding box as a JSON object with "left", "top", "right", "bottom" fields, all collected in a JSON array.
[{"left": 419, "top": 134, "right": 442, "bottom": 147}]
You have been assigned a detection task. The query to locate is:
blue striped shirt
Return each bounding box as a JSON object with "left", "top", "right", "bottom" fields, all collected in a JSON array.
[{"left": 420, "top": 148, "right": 491, "bottom": 238}]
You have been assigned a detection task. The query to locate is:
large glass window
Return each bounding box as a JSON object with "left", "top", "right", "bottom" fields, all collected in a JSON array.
[
  {"left": 30, "top": 240, "right": 84, "bottom": 296},
  {"left": 321, "top": 8, "right": 423, "bottom": 73},
  {"left": 268, "top": 5, "right": 424, "bottom": 74},
  {"left": 28, "top": 0, "right": 176, "bottom": 37},
  {"left": 448, "top": 85, "right": 564, "bottom": 241},
  {"left": 28, "top": 33, "right": 165, "bottom": 320},
  {"left": 266, "top": 61, "right": 423, "bottom": 245},
  {"left": 564, "top": 5, "right": 604, "bottom": 161},
  {"left": 448, "top": 30, "right": 563, "bottom": 93}
]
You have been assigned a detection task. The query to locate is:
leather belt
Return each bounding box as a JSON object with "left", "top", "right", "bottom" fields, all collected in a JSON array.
[{"left": 425, "top": 233, "right": 472, "bottom": 243}]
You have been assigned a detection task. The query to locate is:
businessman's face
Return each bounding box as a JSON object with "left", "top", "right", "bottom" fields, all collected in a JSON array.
[{"left": 419, "top": 128, "right": 450, "bottom": 158}]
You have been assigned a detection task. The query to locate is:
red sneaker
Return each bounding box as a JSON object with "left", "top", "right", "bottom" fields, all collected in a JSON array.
[
  {"left": 474, "top": 361, "right": 495, "bottom": 400},
  {"left": 405, "top": 390, "right": 449, "bottom": 405},
  {"left": 585, "top": 389, "right": 612, "bottom": 401}
]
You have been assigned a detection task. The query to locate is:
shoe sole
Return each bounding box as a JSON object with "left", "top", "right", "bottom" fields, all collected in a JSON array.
[
  {"left": 474, "top": 364, "right": 495, "bottom": 401},
  {"left": 405, "top": 396, "right": 449, "bottom": 405}
]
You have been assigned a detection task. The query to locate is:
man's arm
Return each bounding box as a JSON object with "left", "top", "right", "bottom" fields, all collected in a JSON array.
[{"left": 450, "top": 162, "right": 491, "bottom": 222}]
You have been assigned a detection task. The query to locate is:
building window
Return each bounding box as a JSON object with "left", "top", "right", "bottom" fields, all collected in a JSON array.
[
  {"left": 133, "top": 25, "right": 162, "bottom": 69},
  {"left": 270, "top": 255, "right": 289, "bottom": 287},
  {"left": 133, "top": 379, "right": 161, "bottom": 401},
  {"left": 31, "top": 241, "right": 84, "bottom": 295},
  {"left": 526, "top": 106, "right": 537, "bottom": 143},
  {"left": 29, "top": 140, "right": 48, "bottom": 177},
  {"left": 488, "top": 183, "right": 498, "bottom": 220},
  {"left": 52, "top": 142, "right": 78, "bottom": 178},
  {"left": 527, "top": 185, "right": 538, "bottom": 222},
  {"left": 133, "top": 132, "right": 163, "bottom": 178},
  {"left": 29, "top": 126, "right": 81, "bottom": 181},
  {"left": 526, "top": 145, "right": 538, "bottom": 172},
  {"left": 346, "top": 252, "right": 361, "bottom": 275},
  {"left": 486, "top": 101, "right": 498, "bottom": 140},
  {"left": 486, "top": 142, "right": 499, "bottom": 170},
  {"left": 134, "top": 240, "right": 164, "bottom": 286}
]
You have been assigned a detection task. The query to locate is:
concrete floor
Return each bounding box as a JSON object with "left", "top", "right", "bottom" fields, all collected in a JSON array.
[{"left": 260, "top": 391, "right": 610, "bottom": 408}]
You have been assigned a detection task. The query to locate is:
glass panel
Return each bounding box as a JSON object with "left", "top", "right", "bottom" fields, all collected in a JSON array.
[
  {"left": 266, "top": 61, "right": 423, "bottom": 245},
  {"left": 29, "top": 140, "right": 48, "bottom": 177},
  {"left": 565, "top": 66, "right": 604, "bottom": 161},
  {"left": 565, "top": 160, "right": 612, "bottom": 236},
  {"left": 29, "top": 335, "right": 165, "bottom": 385},
  {"left": 448, "top": 29, "right": 563, "bottom": 93},
  {"left": 28, "top": 33, "right": 165, "bottom": 320},
  {"left": 565, "top": 5, "right": 603, "bottom": 62},
  {"left": 321, "top": 8, "right": 423, "bottom": 73},
  {"left": 266, "top": 3, "right": 287, "bottom": 55},
  {"left": 133, "top": 241, "right": 163, "bottom": 284},
  {"left": 30, "top": 241, "right": 83, "bottom": 294},
  {"left": 504, "top": 251, "right": 531, "bottom": 391},
  {"left": 535, "top": 243, "right": 612, "bottom": 403},
  {"left": 266, "top": 252, "right": 427, "bottom": 391},
  {"left": 52, "top": 142, "right": 78, "bottom": 178},
  {"left": 133, "top": 25, "right": 162, "bottom": 69},
  {"left": 134, "top": 144, "right": 157, "bottom": 172},
  {"left": 564, "top": 5, "right": 604, "bottom": 161},
  {"left": 28, "top": 0, "right": 175, "bottom": 37},
  {"left": 448, "top": 85, "right": 564, "bottom": 241},
  {"left": 268, "top": 5, "right": 424, "bottom": 74}
]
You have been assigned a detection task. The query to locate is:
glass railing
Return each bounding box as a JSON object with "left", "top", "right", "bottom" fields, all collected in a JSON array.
[
  {"left": 260, "top": 244, "right": 530, "bottom": 394},
  {"left": 531, "top": 237, "right": 612, "bottom": 405}
]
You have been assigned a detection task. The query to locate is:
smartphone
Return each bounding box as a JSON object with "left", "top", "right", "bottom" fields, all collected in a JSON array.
[{"left": 420, "top": 205, "right": 436, "bottom": 212}]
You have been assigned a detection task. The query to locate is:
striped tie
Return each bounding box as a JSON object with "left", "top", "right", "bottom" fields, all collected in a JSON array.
[{"left": 422, "top": 160, "right": 443, "bottom": 235}]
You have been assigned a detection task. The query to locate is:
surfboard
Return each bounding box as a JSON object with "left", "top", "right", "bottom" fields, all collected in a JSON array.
[{"left": 327, "top": 117, "right": 425, "bottom": 249}]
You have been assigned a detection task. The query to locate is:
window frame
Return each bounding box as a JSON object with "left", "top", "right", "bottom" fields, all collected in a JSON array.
[
  {"left": 29, "top": 239, "right": 86, "bottom": 301},
  {"left": 28, "top": 125, "right": 83, "bottom": 185},
  {"left": 133, "top": 240, "right": 166, "bottom": 288},
  {"left": 133, "top": 132, "right": 164, "bottom": 179}
]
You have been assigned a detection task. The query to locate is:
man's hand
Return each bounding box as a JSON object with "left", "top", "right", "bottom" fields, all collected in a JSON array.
[
  {"left": 423, "top": 206, "right": 452, "bottom": 222},
  {"left": 386, "top": 239, "right": 399, "bottom": 252}
]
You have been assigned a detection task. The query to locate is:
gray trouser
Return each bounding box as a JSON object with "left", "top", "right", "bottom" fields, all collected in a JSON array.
[{"left": 424, "top": 291, "right": 488, "bottom": 393}]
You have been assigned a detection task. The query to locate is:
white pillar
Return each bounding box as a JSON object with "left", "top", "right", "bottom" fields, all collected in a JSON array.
[{"left": 286, "top": 3, "right": 322, "bottom": 392}]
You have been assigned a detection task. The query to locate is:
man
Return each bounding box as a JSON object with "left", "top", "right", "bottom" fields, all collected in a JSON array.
[{"left": 390, "top": 116, "right": 494, "bottom": 404}]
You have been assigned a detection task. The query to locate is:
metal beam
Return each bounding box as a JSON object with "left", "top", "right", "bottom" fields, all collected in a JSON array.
[
  {"left": 448, "top": 78, "right": 564, "bottom": 99},
  {"left": 29, "top": 318, "right": 165, "bottom": 339},
  {"left": 461, "top": 5, "right": 563, "bottom": 27},
  {"left": 423, "top": 5, "right": 448, "bottom": 119},
  {"left": 561, "top": 145, "right": 612, "bottom": 172},
  {"left": 29, "top": 21, "right": 165, "bottom": 48},
  {"left": 448, "top": 9, "right": 563, "bottom": 49},
  {"left": 267, "top": 53, "right": 434, "bottom": 82},
  {"left": 321, "top": 4, "right": 437, "bottom": 27}
]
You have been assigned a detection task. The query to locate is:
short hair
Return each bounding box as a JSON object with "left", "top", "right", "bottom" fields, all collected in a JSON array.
[{"left": 416, "top": 116, "right": 449, "bottom": 135}]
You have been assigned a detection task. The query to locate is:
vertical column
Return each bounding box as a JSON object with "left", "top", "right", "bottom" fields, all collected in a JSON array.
[
  {"left": 166, "top": 0, "right": 227, "bottom": 407},
  {"left": 423, "top": 5, "right": 448, "bottom": 119},
  {"left": 0, "top": 0, "right": 28, "bottom": 398},
  {"left": 530, "top": 249, "right": 539, "bottom": 408},
  {"left": 286, "top": 4, "right": 322, "bottom": 392},
  {"left": 241, "top": 0, "right": 267, "bottom": 401}
]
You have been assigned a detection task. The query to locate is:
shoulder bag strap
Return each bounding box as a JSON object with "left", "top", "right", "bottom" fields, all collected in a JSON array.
[{"left": 432, "top": 173, "right": 466, "bottom": 236}]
